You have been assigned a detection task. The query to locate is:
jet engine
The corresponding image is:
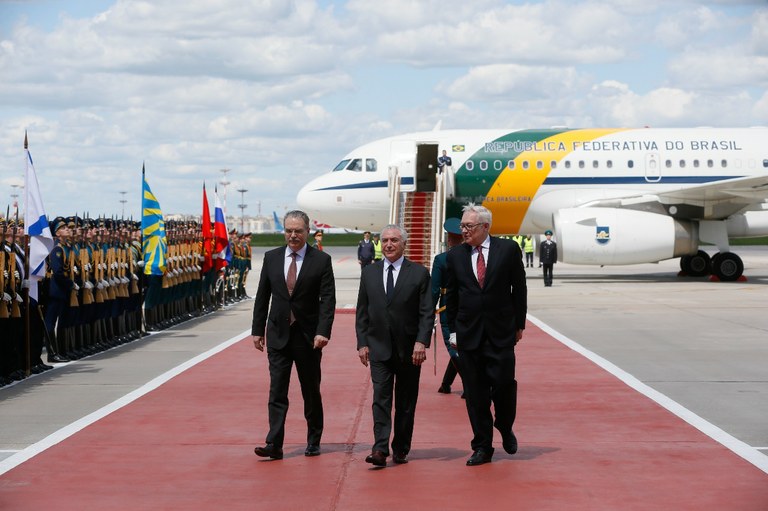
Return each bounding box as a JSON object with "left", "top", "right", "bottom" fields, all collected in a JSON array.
[{"left": 553, "top": 208, "right": 698, "bottom": 265}]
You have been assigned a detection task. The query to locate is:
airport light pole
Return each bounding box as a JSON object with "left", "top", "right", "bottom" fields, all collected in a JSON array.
[
  {"left": 237, "top": 188, "right": 248, "bottom": 234},
  {"left": 10, "top": 183, "right": 23, "bottom": 219},
  {"left": 119, "top": 190, "right": 127, "bottom": 218}
]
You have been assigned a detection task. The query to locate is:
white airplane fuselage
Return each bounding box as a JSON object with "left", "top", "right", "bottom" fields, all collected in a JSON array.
[{"left": 297, "top": 127, "right": 768, "bottom": 279}]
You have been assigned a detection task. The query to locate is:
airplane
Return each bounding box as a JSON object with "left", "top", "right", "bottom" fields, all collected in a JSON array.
[{"left": 296, "top": 127, "right": 768, "bottom": 281}]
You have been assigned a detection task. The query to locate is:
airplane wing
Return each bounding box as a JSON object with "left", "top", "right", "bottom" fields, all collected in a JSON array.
[{"left": 582, "top": 175, "right": 768, "bottom": 219}]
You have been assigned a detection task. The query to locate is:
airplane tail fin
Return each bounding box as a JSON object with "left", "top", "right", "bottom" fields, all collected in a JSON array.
[{"left": 273, "top": 211, "right": 284, "bottom": 233}]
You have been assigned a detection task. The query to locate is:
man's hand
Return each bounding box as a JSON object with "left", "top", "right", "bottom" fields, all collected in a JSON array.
[
  {"left": 515, "top": 329, "right": 523, "bottom": 345},
  {"left": 412, "top": 342, "right": 427, "bottom": 366},
  {"left": 252, "top": 335, "right": 265, "bottom": 352},
  {"left": 358, "top": 346, "right": 369, "bottom": 367},
  {"left": 314, "top": 335, "right": 329, "bottom": 350},
  {"left": 448, "top": 332, "right": 457, "bottom": 348}
]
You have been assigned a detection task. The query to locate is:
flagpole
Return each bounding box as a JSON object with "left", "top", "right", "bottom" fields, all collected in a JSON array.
[
  {"left": 24, "top": 234, "right": 31, "bottom": 376},
  {"left": 22, "top": 133, "right": 31, "bottom": 376}
]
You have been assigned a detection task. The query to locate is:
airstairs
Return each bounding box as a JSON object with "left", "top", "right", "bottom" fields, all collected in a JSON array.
[{"left": 387, "top": 167, "right": 449, "bottom": 270}]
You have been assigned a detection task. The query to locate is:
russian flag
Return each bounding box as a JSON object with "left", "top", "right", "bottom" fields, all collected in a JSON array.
[{"left": 213, "top": 187, "right": 229, "bottom": 270}]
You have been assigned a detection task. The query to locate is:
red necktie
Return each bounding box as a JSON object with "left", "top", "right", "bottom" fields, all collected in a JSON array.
[
  {"left": 476, "top": 246, "right": 485, "bottom": 287},
  {"left": 287, "top": 252, "right": 297, "bottom": 295},
  {"left": 287, "top": 252, "right": 297, "bottom": 324}
]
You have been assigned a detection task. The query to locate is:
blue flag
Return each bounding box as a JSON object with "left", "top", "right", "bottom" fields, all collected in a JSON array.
[{"left": 141, "top": 166, "right": 167, "bottom": 275}]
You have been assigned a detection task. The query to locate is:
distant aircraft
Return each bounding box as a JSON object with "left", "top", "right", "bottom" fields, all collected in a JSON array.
[
  {"left": 296, "top": 127, "right": 768, "bottom": 281},
  {"left": 272, "top": 211, "right": 284, "bottom": 233}
]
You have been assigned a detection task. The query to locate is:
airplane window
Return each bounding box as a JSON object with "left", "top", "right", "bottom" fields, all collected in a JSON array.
[
  {"left": 679, "top": 160, "right": 686, "bottom": 168},
  {"left": 592, "top": 160, "right": 599, "bottom": 168},
  {"left": 333, "top": 159, "right": 350, "bottom": 172},
  {"left": 721, "top": 159, "right": 727, "bottom": 168},
  {"left": 508, "top": 160, "right": 515, "bottom": 170},
  {"left": 536, "top": 160, "right": 543, "bottom": 170},
  {"left": 578, "top": 161, "right": 585, "bottom": 169},
  {"left": 607, "top": 160, "right": 613, "bottom": 168},
  {"left": 347, "top": 159, "right": 362, "bottom": 172},
  {"left": 693, "top": 160, "right": 700, "bottom": 168},
  {"left": 494, "top": 160, "right": 504, "bottom": 171},
  {"left": 707, "top": 159, "right": 714, "bottom": 168},
  {"left": 366, "top": 159, "right": 377, "bottom": 172},
  {"left": 628, "top": 160, "right": 634, "bottom": 168},
  {"left": 551, "top": 161, "right": 557, "bottom": 169},
  {"left": 480, "top": 160, "right": 488, "bottom": 171},
  {"left": 665, "top": 160, "right": 672, "bottom": 168},
  {"left": 522, "top": 161, "right": 529, "bottom": 170},
  {"left": 763, "top": 159, "right": 768, "bottom": 168},
  {"left": 565, "top": 161, "right": 571, "bottom": 169}
]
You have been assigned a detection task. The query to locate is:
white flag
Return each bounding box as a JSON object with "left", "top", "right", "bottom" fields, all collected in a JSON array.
[{"left": 24, "top": 140, "right": 54, "bottom": 302}]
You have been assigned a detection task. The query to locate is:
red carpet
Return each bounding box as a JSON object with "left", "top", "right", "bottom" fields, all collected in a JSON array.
[{"left": 1, "top": 314, "right": 766, "bottom": 510}]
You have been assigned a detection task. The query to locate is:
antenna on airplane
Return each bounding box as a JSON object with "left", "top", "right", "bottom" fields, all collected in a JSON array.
[{"left": 432, "top": 120, "right": 442, "bottom": 131}]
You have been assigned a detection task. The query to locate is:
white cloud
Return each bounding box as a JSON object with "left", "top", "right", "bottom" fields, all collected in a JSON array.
[{"left": 0, "top": 0, "right": 766, "bottom": 217}]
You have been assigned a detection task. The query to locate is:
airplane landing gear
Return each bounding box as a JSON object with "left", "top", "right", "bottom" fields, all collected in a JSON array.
[
  {"left": 679, "top": 250, "right": 744, "bottom": 281},
  {"left": 680, "top": 250, "right": 711, "bottom": 277},
  {"left": 711, "top": 252, "right": 744, "bottom": 281}
]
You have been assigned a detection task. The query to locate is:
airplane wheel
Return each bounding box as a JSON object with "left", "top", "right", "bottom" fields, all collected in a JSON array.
[
  {"left": 687, "top": 250, "right": 711, "bottom": 277},
  {"left": 679, "top": 255, "right": 692, "bottom": 273},
  {"left": 712, "top": 252, "right": 743, "bottom": 281}
]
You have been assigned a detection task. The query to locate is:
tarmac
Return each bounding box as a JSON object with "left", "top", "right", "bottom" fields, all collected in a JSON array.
[{"left": 0, "top": 245, "right": 766, "bottom": 510}]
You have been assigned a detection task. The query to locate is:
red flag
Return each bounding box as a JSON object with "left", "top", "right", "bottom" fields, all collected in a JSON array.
[{"left": 201, "top": 183, "right": 213, "bottom": 272}]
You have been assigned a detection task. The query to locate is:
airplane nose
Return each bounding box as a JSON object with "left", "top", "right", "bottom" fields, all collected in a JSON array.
[{"left": 296, "top": 181, "right": 313, "bottom": 212}]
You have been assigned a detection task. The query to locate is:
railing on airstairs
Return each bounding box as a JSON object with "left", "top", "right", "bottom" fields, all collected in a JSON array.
[{"left": 387, "top": 166, "right": 449, "bottom": 270}]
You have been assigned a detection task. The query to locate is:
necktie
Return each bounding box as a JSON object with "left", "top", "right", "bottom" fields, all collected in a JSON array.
[
  {"left": 476, "top": 246, "right": 486, "bottom": 288},
  {"left": 287, "top": 252, "right": 297, "bottom": 296},
  {"left": 386, "top": 264, "right": 394, "bottom": 302},
  {"left": 287, "top": 252, "right": 297, "bottom": 324}
]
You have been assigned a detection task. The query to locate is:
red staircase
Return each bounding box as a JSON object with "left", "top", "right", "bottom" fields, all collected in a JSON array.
[{"left": 401, "top": 191, "right": 434, "bottom": 269}]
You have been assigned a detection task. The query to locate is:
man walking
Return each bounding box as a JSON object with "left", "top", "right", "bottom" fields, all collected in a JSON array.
[
  {"left": 356, "top": 224, "right": 433, "bottom": 467},
  {"left": 250, "top": 210, "right": 336, "bottom": 460},
  {"left": 446, "top": 204, "right": 527, "bottom": 466}
]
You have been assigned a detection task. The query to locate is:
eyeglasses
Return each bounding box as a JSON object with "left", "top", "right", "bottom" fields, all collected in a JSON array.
[
  {"left": 284, "top": 229, "right": 307, "bottom": 235},
  {"left": 459, "top": 223, "right": 483, "bottom": 231}
]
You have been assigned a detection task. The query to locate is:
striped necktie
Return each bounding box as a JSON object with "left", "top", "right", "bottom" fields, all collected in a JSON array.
[{"left": 476, "top": 246, "right": 485, "bottom": 287}]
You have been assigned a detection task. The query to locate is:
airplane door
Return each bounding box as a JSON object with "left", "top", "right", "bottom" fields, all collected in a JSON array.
[
  {"left": 391, "top": 140, "right": 416, "bottom": 191},
  {"left": 645, "top": 153, "right": 661, "bottom": 182},
  {"left": 416, "top": 144, "right": 439, "bottom": 192}
]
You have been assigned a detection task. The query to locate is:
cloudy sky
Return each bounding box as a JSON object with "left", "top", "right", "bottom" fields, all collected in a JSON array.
[{"left": 1, "top": 0, "right": 767, "bottom": 221}]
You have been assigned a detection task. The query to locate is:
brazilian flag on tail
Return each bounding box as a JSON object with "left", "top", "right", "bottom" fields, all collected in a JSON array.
[{"left": 141, "top": 164, "right": 167, "bottom": 275}]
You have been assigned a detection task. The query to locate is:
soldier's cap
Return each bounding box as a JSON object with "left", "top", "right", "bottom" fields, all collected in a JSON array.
[
  {"left": 50, "top": 217, "right": 67, "bottom": 233},
  {"left": 545, "top": 229, "right": 553, "bottom": 235},
  {"left": 443, "top": 217, "right": 462, "bottom": 235}
]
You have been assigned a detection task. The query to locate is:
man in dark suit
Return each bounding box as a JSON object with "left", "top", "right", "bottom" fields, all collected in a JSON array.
[
  {"left": 446, "top": 204, "right": 527, "bottom": 466},
  {"left": 356, "top": 224, "right": 433, "bottom": 467},
  {"left": 250, "top": 210, "right": 336, "bottom": 460}
]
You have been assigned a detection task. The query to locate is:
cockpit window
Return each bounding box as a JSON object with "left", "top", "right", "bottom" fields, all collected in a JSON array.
[
  {"left": 333, "top": 159, "right": 350, "bottom": 172},
  {"left": 347, "top": 159, "right": 363, "bottom": 172},
  {"left": 366, "top": 159, "right": 377, "bottom": 172}
]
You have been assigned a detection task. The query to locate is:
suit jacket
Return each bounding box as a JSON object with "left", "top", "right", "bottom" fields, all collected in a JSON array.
[
  {"left": 446, "top": 237, "right": 527, "bottom": 351},
  {"left": 356, "top": 258, "right": 433, "bottom": 362},
  {"left": 251, "top": 244, "right": 336, "bottom": 350}
]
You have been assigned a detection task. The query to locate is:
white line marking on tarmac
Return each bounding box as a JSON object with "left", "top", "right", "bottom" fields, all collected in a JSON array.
[
  {"left": 528, "top": 314, "right": 768, "bottom": 475},
  {"left": 0, "top": 329, "right": 251, "bottom": 476}
]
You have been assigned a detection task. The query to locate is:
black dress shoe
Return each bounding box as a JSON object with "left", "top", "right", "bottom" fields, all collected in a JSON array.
[
  {"left": 392, "top": 452, "right": 408, "bottom": 464},
  {"left": 304, "top": 444, "right": 320, "bottom": 457},
  {"left": 47, "top": 354, "right": 70, "bottom": 363},
  {"left": 437, "top": 384, "right": 451, "bottom": 394},
  {"left": 365, "top": 450, "right": 387, "bottom": 467},
  {"left": 466, "top": 450, "right": 493, "bottom": 466},
  {"left": 502, "top": 431, "right": 518, "bottom": 455},
  {"left": 254, "top": 444, "right": 283, "bottom": 460}
]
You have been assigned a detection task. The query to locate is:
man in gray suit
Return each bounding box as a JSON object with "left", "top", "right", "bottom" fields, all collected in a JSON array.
[
  {"left": 250, "top": 210, "right": 336, "bottom": 460},
  {"left": 356, "top": 224, "right": 433, "bottom": 467}
]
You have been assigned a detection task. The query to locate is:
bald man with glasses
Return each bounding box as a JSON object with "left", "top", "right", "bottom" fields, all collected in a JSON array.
[{"left": 445, "top": 204, "right": 527, "bottom": 466}]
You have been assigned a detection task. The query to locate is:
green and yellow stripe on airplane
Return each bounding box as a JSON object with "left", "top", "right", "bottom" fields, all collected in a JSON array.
[{"left": 452, "top": 128, "right": 627, "bottom": 233}]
